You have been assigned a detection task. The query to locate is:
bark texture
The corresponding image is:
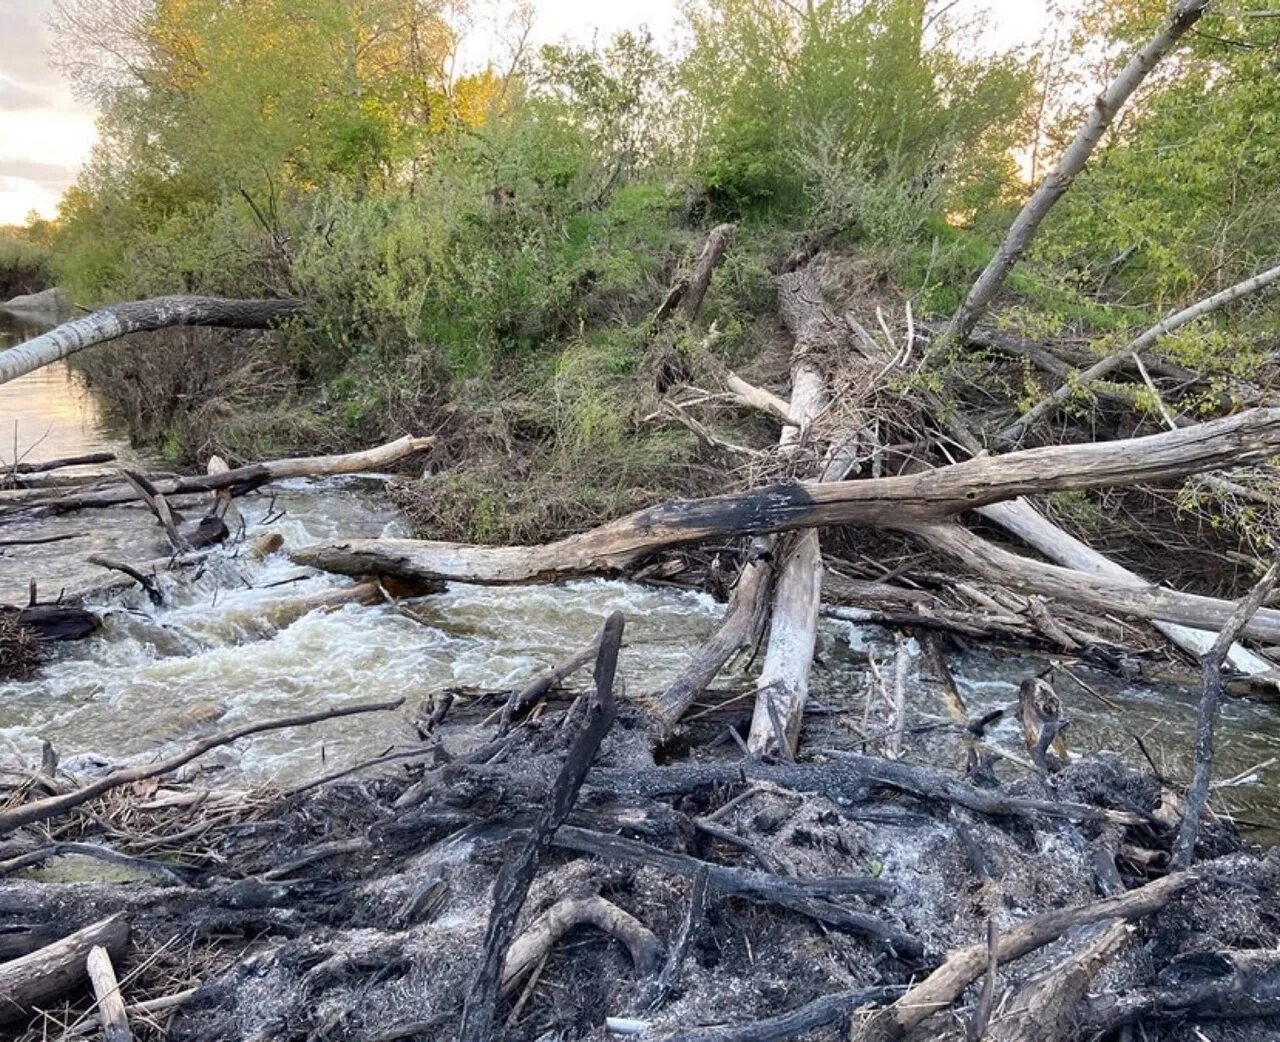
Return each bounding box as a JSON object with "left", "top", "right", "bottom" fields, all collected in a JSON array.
[{"left": 0, "top": 295, "right": 303, "bottom": 386}]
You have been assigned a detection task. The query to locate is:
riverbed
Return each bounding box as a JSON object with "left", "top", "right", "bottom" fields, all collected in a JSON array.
[{"left": 2, "top": 309, "right": 1278, "bottom": 835}]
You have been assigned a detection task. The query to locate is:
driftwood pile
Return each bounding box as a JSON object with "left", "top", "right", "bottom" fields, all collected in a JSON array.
[
  {"left": 1, "top": 614, "right": 1279, "bottom": 1042},
  {"left": 5, "top": 2, "right": 1280, "bottom": 1038}
]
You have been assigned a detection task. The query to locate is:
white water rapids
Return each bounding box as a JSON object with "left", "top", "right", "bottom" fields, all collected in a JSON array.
[{"left": 2, "top": 309, "right": 1280, "bottom": 835}]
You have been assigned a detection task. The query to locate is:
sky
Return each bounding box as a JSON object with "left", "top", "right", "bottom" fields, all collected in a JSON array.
[{"left": 0, "top": 0, "right": 1053, "bottom": 227}]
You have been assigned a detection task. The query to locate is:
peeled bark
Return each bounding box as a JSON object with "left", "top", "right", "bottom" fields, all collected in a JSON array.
[
  {"left": 654, "top": 539, "right": 775, "bottom": 730},
  {"left": 998, "top": 258, "right": 1280, "bottom": 444},
  {"left": 910, "top": 519, "right": 1280, "bottom": 645},
  {"left": 747, "top": 264, "right": 838, "bottom": 757},
  {"left": 942, "top": 0, "right": 1210, "bottom": 346},
  {"left": 0, "top": 295, "right": 303, "bottom": 386},
  {"left": 294, "top": 406, "right": 1280, "bottom": 585}
]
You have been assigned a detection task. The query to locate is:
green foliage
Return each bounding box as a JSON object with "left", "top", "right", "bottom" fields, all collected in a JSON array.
[
  {"left": 1038, "top": 0, "right": 1280, "bottom": 312},
  {"left": 0, "top": 229, "right": 52, "bottom": 299},
  {"left": 680, "top": 0, "right": 1031, "bottom": 222}
]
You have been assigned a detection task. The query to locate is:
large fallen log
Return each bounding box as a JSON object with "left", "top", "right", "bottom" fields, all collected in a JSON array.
[
  {"left": 748, "top": 263, "right": 845, "bottom": 757},
  {"left": 0, "top": 295, "right": 303, "bottom": 386},
  {"left": 976, "top": 498, "right": 1277, "bottom": 677},
  {"left": 0, "top": 914, "right": 129, "bottom": 1024},
  {"left": 857, "top": 870, "right": 1200, "bottom": 1041},
  {"left": 2, "top": 435, "right": 434, "bottom": 518},
  {"left": 294, "top": 407, "right": 1280, "bottom": 584},
  {"left": 909, "top": 520, "right": 1280, "bottom": 644}
]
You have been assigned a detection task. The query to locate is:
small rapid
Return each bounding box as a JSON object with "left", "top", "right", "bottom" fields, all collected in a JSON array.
[{"left": 1, "top": 308, "right": 1279, "bottom": 834}]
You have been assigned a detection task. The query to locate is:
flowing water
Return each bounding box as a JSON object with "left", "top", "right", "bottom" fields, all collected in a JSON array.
[{"left": 1, "top": 309, "right": 1279, "bottom": 835}]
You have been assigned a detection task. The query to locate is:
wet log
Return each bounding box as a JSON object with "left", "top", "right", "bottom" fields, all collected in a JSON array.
[
  {"left": 0, "top": 295, "right": 303, "bottom": 386},
  {"left": 941, "top": 0, "right": 1210, "bottom": 346},
  {"left": 295, "top": 406, "right": 1280, "bottom": 585},
  {"left": 1016, "top": 677, "right": 1068, "bottom": 770},
  {"left": 501, "top": 895, "right": 663, "bottom": 992},
  {"left": 5, "top": 435, "right": 434, "bottom": 518},
  {"left": 1171, "top": 558, "right": 1280, "bottom": 870},
  {"left": 86, "top": 944, "right": 133, "bottom": 1042},
  {"left": 856, "top": 869, "right": 1200, "bottom": 1041},
  {"left": 1, "top": 604, "right": 98, "bottom": 641},
  {"left": 0, "top": 914, "right": 129, "bottom": 1024},
  {"left": 655, "top": 538, "right": 775, "bottom": 731},
  {"left": 458, "top": 612, "right": 622, "bottom": 1042}
]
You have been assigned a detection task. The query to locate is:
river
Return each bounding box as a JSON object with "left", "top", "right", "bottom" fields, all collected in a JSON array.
[{"left": 1, "top": 309, "right": 1278, "bottom": 835}]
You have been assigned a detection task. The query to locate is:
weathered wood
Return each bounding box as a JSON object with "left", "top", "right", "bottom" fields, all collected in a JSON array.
[
  {"left": 976, "top": 498, "right": 1276, "bottom": 677},
  {"left": 1172, "top": 558, "right": 1280, "bottom": 870},
  {"left": 501, "top": 895, "right": 662, "bottom": 992},
  {"left": 1, "top": 603, "right": 98, "bottom": 641},
  {"left": 295, "top": 407, "right": 1280, "bottom": 583},
  {"left": 86, "top": 944, "right": 133, "bottom": 1042},
  {"left": 655, "top": 224, "right": 735, "bottom": 323},
  {"left": 0, "top": 698, "right": 403, "bottom": 835},
  {"left": 0, "top": 295, "right": 303, "bottom": 386},
  {"left": 10, "top": 452, "right": 116, "bottom": 475},
  {"left": 655, "top": 539, "right": 775, "bottom": 730},
  {"left": 987, "top": 921, "right": 1132, "bottom": 1042},
  {"left": 942, "top": 0, "right": 1210, "bottom": 346},
  {"left": 856, "top": 870, "right": 1199, "bottom": 1040},
  {"left": 0, "top": 914, "right": 129, "bottom": 1024},
  {"left": 457, "top": 612, "right": 623, "bottom": 1042},
  {"left": 5, "top": 435, "right": 435, "bottom": 518},
  {"left": 912, "top": 519, "right": 1280, "bottom": 645}
]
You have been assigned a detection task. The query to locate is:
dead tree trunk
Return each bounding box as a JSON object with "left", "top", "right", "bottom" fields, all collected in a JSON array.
[
  {"left": 293, "top": 406, "right": 1280, "bottom": 584},
  {"left": 0, "top": 295, "right": 303, "bottom": 386},
  {"left": 3, "top": 435, "right": 434, "bottom": 517},
  {"left": 0, "top": 915, "right": 129, "bottom": 1024},
  {"left": 941, "top": 0, "right": 1210, "bottom": 347},
  {"left": 747, "top": 264, "right": 843, "bottom": 757},
  {"left": 654, "top": 224, "right": 736, "bottom": 323},
  {"left": 977, "top": 498, "right": 1275, "bottom": 676}
]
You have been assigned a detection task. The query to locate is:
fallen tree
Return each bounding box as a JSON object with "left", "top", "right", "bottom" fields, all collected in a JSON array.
[
  {"left": 0, "top": 295, "right": 303, "bottom": 386},
  {"left": 293, "top": 405, "right": 1280, "bottom": 589},
  {"left": 0, "top": 435, "right": 435, "bottom": 519}
]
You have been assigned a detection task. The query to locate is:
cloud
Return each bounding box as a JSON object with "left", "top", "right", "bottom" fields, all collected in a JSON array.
[
  {"left": 0, "top": 160, "right": 77, "bottom": 192},
  {"left": 0, "top": 78, "right": 46, "bottom": 111}
]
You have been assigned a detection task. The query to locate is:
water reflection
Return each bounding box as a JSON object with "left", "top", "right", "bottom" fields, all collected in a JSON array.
[{"left": 0, "top": 310, "right": 128, "bottom": 467}]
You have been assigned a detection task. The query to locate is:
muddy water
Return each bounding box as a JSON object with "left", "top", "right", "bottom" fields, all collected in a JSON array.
[{"left": 0, "top": 310, "right": 1278, "bottom": 833}]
